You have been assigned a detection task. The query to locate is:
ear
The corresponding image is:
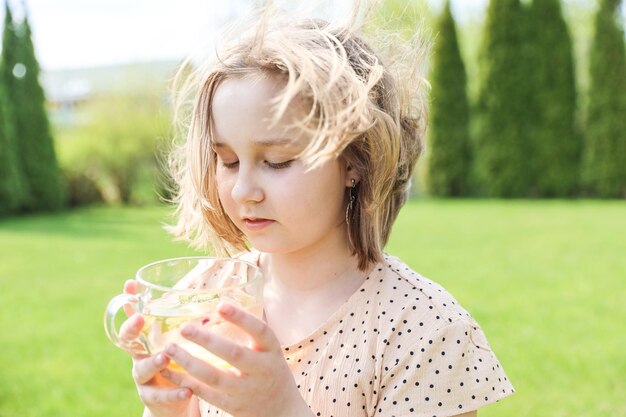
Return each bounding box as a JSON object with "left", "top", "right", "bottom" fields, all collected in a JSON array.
[{"left": 345, "top": 163, "right": 360, "bottom": 187}]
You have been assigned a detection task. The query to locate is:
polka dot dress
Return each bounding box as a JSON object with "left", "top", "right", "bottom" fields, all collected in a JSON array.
[{"left": 200, "top": 254, "right": 514, "bottom": 416}]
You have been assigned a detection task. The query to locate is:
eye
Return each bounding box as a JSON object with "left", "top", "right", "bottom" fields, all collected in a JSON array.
[
  {"left": 221, "top": 160, "right": 239, "bottom": 169},
  {"left": 265, "top": 160, "right": 294, "bottom": 169},
  {"left": 215, "top": 150, "right": 239, "bottom": 170}
]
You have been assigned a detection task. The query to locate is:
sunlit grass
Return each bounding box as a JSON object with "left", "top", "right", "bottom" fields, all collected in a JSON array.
[
  {"left": 0, "top": 200, "right": 624, "bottom": 417},
  {"left": 387, "top": 199, "right": 626, "bottom": 417},
  {"left": 0, "top": 206, "right": 200, "bottom": 417}
]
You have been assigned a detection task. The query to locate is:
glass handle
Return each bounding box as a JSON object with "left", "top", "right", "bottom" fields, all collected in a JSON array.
[{"left": 104, "top": 293, "right": 138, "bottom": 350}]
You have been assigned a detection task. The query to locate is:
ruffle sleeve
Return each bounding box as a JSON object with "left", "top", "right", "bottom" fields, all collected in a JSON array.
[{"left": 376, "top": 318, "right": 514, "bottom": 417}]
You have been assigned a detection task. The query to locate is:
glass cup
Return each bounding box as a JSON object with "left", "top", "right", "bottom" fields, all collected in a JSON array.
[{"left": 104, "top": 256, "right": 263, "bottom": 370}]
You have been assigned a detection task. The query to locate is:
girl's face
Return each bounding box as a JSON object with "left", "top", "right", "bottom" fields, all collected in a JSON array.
[{"left": 211, "top": 75, "right": 353, "bottom": 255}]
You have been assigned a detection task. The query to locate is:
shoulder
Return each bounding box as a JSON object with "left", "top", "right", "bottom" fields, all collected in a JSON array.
[
  {"left": 374, "top": 253, "right": 499, "bottom": 357},
  {"left": 370, "top": 255, "right": 515, "bottom": 414},
  {"left": 374, "top": 254, "right": 474, "bottom": 329}
]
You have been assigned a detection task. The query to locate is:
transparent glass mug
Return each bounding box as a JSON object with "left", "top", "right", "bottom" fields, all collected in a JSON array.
[{"left": 104, "top": 256, "right": 263, "bottom": 370}]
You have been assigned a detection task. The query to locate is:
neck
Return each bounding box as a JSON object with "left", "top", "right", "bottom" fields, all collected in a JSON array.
[
  {"left": 258, "top": 229, "right": 368, "bottom": 346},
  {"left": 261, "top": 229, "right": 360, "bottom": 293}
]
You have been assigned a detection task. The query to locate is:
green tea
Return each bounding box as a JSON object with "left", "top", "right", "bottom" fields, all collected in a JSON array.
[{"left": 140, "top": 292, "right": 261, "bottom": 370}]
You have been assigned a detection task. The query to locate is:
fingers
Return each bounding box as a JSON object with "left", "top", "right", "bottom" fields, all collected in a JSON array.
[
  {"left": 132, "top": 352, "right": 195, "bottom": 410},
  {"left": 162, "top": 344, "right": 239, "bottom": 393},
  {"left": 119, "top": 313, "right": 150, "bottom": 358},
  {"left": 137, "top": 383, "right": 192, "bottom": 405},
  {"left": 123, "top": 279, "right": 138, "bottom": 317},
  {"left": 180, "top": 324, "right": 256, "bottom": 372},
  {"left": 119, "top": 313, "right": 144, "bottom": 341},
  {"left": 124, "top": 279, "right": 138, "bottom": 294},
  {"left": 133, "top": 352, "right": 171, "bottom": 385},
  {"left": 217, "top": 303, "right": 277, "bottom": 351},
  {"left": 160, "top": 367, "right": 233, "bottom": 412}
]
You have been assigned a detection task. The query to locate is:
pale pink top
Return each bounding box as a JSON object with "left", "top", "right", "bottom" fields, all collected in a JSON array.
[{"left": 200, "top": 253, "right": 514, "bottom": 416}]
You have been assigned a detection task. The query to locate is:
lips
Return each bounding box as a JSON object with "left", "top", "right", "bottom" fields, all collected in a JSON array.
[{"left": 242, "top": 217, "right": 274, "bottom": 231}]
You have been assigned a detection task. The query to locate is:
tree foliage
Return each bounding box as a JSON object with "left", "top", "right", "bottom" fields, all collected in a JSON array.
[
  {"left": 474, "top": 0, "right": 534, "bottom": 197},
  {"left": 582, "top": 0, "right": 626, "bottom": 197},
  {"left": 56, "top": 93, "right": 169, "bottom": 205},
  {"left": 0, "top": 66, "right": 24, "bottom": 215},
  {"left": 528, "top": 0, "right": 580, "bottom": 197},
  {"left": 12, "top": 16, "right": 65, "bottom": 211},
  {"left": 0, "top": 2, "right": 24, "bottom": 215},
  {"left": 426, "top": 1, "right": 471, "bottom": 197}
]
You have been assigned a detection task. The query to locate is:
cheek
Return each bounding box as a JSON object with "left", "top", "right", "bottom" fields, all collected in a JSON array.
[
  {"left": 293, "top": 170, "right": 345, "bottom": 219},
  {"left": 216, "top": 174, "right": 235, "bottom": 213}
]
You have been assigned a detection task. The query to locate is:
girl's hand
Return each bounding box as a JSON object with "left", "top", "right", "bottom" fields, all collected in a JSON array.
[
  {"left": 120, "top": 280, "right": 197, "bottom": 417},
  {"left": 160, "top": 303, "right": 313, "bottom": 417}
]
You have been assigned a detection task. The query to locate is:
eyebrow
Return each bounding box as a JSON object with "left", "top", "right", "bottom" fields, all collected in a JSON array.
[{"left": 212, "top": 138, "right": 296, "bottom": 148}]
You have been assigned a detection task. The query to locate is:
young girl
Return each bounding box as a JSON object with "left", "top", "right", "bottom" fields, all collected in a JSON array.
[{"left": 120, "top": 11, "right": 514, "bottom": 417}]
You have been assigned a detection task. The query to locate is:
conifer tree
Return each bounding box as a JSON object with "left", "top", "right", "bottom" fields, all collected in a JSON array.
[
  {"left": 11, "top": 12, "right": 65, "bottom": 211},
  {"left": 529, "top": 0, "right": 580, "bottom": 197},
  {"left": 474, "top": 0, "right": 534, "bottom": 197},
  {"left": 1, "top": 1, "right": 17, "bottom": 92},
  {"left": 0, "top": 71, "right": 24, "bottom": 215},
  {"left": 0, "top": 1, "right": 24, "bottom": 215},
  {"left": 426, "top": 1, "right": 471, "bottom": 197},
  {"left": 582, "top": 0, "right": 626, "bottom": 197}
]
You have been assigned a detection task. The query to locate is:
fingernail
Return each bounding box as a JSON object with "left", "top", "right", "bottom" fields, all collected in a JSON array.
[
  {"left": 155, "top": 353, "right": 164, "bottom": 365},
  {"left": 160, "top": 369, "right": 171, "bottom": 378},
  {"left": 218, "top": 302, "right": 233, "bottom": 316},
  {"left": 165, "top": 344, "right": 177, "bottom": 356},
  {"left": 131, "top": 313, "right": 144, "bottom": 327},
  {"left": 181, "top": 324, "right": 196, "bottom": 337},
  {"left": 178, "top": 389, "right": 190, "bottom": 399}
]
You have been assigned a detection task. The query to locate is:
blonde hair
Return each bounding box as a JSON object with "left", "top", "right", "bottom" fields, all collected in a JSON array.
[{"left": 167, "top": 9, "right": 429, "bottom": 270}]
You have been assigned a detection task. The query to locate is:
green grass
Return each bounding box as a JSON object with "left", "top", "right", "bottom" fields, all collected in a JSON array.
[
  {"left": 387, "top": 200, "right": 626, "bottom": 417},
  {"left": 1, "top": 200, "right": 624, "bottom": 417},
  {"left": 0, "top": 206, "right": 200, "bottom": 417}
]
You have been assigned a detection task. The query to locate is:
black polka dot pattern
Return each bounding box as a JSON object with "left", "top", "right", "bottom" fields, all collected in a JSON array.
[{"left": 200, "top": 254, "right": 514, "bottom": 416}]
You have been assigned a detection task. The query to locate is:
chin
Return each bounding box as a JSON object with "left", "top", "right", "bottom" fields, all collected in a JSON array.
[
  {"left": 246, "top": 238, "right": 301, "bottom": 255},
  {"left": 245, "top": 236, "right": 284, "bottom": 253}
]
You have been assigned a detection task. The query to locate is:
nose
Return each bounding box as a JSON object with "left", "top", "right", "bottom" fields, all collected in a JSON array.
[{"left": 230, "top": 167, "right": 264, "bottom": 204}]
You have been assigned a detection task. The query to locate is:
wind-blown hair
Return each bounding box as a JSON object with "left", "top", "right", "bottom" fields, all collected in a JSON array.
[{"left": 167, "top": 10, "right": 429, "bottom": 270}]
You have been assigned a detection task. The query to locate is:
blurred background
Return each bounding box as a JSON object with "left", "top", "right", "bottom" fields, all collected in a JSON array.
[
  {"left": 2, "top": 0, "right": 625, "bottom": 207},
  {"left": 0, "top": 0, "right": 625, "bottom": 416}
]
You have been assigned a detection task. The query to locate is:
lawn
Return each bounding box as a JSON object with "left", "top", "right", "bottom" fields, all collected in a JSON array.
[{"left": 0, "top": 200, "right": 624, "bottom": 417}]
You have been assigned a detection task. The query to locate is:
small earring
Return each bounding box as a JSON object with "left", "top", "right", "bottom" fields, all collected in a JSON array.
[{"left": 345, "top": 179, "right": 357, "bottom": 225}]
